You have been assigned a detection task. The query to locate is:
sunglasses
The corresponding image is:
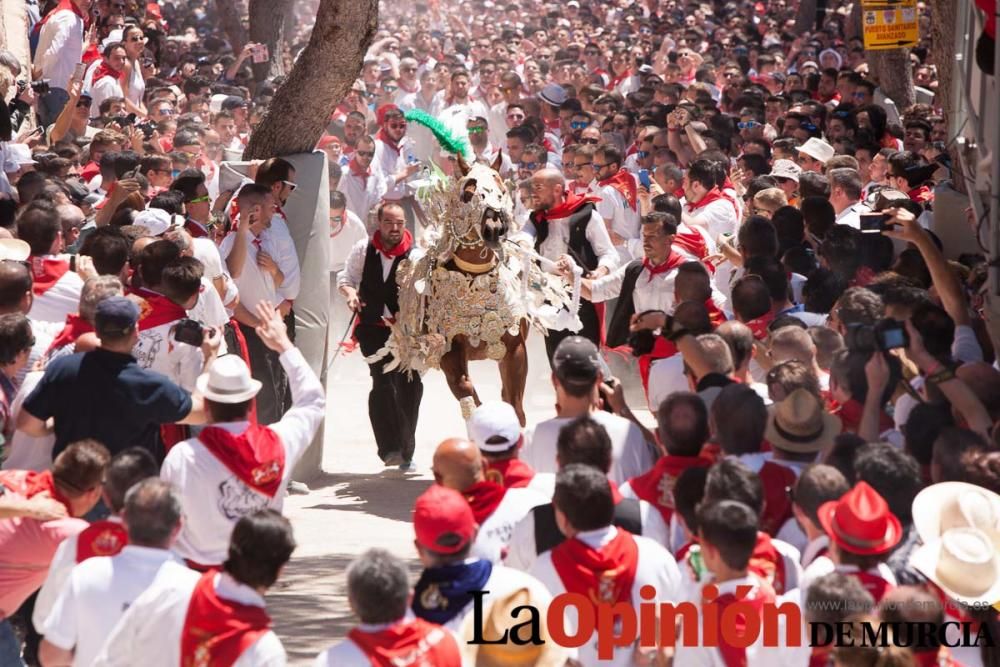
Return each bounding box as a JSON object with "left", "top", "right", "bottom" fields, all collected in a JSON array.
[
  {"left": 157, "top": 108, "right": 174, "bottom": 116},
  {"left": 570, "top": 121, "right": 588, "bottom": 130},
  {"left": 388, "top": 122, "right": 406, "bottom": 129},
  {"left": 356, "top": 150, "right": 375, "bottom": 158},
  {"left": 801, "top": 122, "right": 818, "bottom": 132},
  {"left": 519, "top": 161, "right": 539, "bottom": 170},
  {"left": 127, "top": 36, "right": 145, "bottom": 42},
  {"left": 579, "top": 137, "right": 599, "bottom": 145},
  {"left": 574, "top": 162, "right": 592, "bottom": 169},
  {"left": 738, "top": 121, "right": 758, "bottom": 129},
  {"left": 467, "top": 126, "right": 486, "bottom": 134},
  {"left": 188, "top": 195, "right": 211, "bottom": 204},
  {"left": 852, "top": 92, "right": 868, "bottom": 99},
  {"left": 282, "top": 180, "right": 297, "bottom": 192},
  {"left": 592, "top": 162, "right": 611, "bottom": 169}
]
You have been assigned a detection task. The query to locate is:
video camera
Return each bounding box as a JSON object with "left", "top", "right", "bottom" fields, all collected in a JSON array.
[{"left": 844, "top": 318, "right": 908, "bottom": 353}]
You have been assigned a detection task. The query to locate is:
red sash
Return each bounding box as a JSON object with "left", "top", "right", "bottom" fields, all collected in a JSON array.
[
  {"left": 46, "top": 313, "right": 93, "bottom": 354},
  {"left": 849, "top": 569, "right": 894, "bottom": 603},
  {"left": 709, "top": 578, "right": 776, "bottom": 667},
  {"left": 533, "top": 192, "right": 602, "bottom": 222},
  {"left": 29, "top": 256, "right": 71, "bottom": 297},
  {"left": 372, "top": 229, "right": 413, "bottom": 259},
  {"left": 599, "top": 170, "right": 638, "bottom": 210},
  {"left": 198, "top": 425, "right": 285, "bottom": 498},
  {"left": 747, "top": 532, "right": 788, "bottom": 595},
  {"left": 833, "top": 399, "right": 893, "bottom": 434},
  {"left": 76, "top": 520, "right": 128, "bottom": 562},
  {"left": 348, "top": 618, "right": 461, "bottom": 667},
  {"left": 641, "top": 251, "right": 684, "bottom": 282},
  {"left": 758, "top": 461, "right": 796, "bottom": 538},
  {"left": 129, "top": 288, "right": 188, "bottom": 331},
  {"left": 638, "top": 337, "right": 677, "bottom": 393},
  {"left": 551, "top": 528, "right": 639, "bottom": 606},
  {"left": 482, "top": 458, "right": 535, "bottom": 489},
  {"left": 687, "top": 187, "right": 739, "bottom": 219},
  {"left": 0, "top": 470, "right": 72, "bottom": 513},
  {"left": 180, "top": 571, "right": 272, "bottom": 667},
  {"left": 93, "top": 60, "right": 123, "bottom": 84},
  {"left": 462, "top": 480, "right": 507, "bottom": 524},
  {"left": 743, "top": 311, "right": 774, "bottom": 341},
  {"left": 627, "top": 455, "right": 710, "bottom": 525}
]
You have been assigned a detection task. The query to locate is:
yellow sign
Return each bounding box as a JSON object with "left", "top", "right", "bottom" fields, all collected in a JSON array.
[{"left": 861, "top": 0, "right": 919, "bottom": 51}]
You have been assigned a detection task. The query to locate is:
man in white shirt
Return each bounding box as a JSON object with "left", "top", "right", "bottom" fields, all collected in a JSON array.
[
  {"left": 681, "top": 157, "right": 740, "bottom": 242},
  {"left": 328, "top": 190, "right": 368, "bottom": 275},
  {"left": 372, "top": 105, "right": 423, "bottom": 232},
  {"left": 161, "top": 301, "right": 324, "bottom": 569},
  {"left": 87, "top": 43, "right": 127, "bottom": 118},
  {"left": 38, "top": 479, "right": 184, "bottom": 667},
  {"left": 828, "top": 167, "right": 869, "bottom": 229},
  {"left": 521, "top": 336, "right": 654, "bottom": 483},
  {"left": 221, "top": 184, "right": 301, "bottom": 424},
  {"left": 18, "top": 204, "right": 85, "bottom": 325},
  {"left": 594, "top": 144, "right": 641, "bottom": 259},
  {"left": 529, "top": 465, "right": 683, "bottom": 667},
  {"left": 33, "top": 0, "right": 89, "bottom": 127},
  {"left": 92, "top": 509, "right": 295, "bottom": 667},
  {"left": 435, "top": 69, "right": 489, "bottom": 139},
  {"left": 337, "top": 135, "right": 391, "bottom": 225}
]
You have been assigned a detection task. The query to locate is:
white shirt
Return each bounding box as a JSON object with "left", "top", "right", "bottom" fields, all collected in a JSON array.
[
  {"left": 161, "top": 348, "right": 325, "bottom": 566},
  {"left": 41, "top": 545, "right": 180, "bottom": 667},
  {"left": 131, "top": 292, "right": 204, "bottom": 392},
  {"left": 28, "top": 257, "right": 84, "bottom": 324},
  {"left": 530, "top": 526, "right": 683, "bottom": 667},
  {"left": 505, "top": 495, "right": 672, "bottom": 572},
  {"left": 337, "top": 168, "right": 390, "bottom": 224},
  {"left": 219, "top": 227, "right": 298, "bottom": 312},
  {"left": 36, "top": 8, "right": 85, "bottom": 90},
  {"left": 338, "top": 238, "right": 424, "bottom": 320},
  {"left": 93, "top": 565, "right": 286, "bottom": 667},
  {"left": 89, "top": 75, "right": 124, "bottom": 118},
  {"left": 520, "top": 208, "right": 619, "bottom": 273},
  {"left": 267, "top": 212, "right": 302, "bottom": 302},
  {"left": 2, "top": 371, "right": 54, "bottom": 472},
  {"left": 473, "top": 486, "right": 549, "bottom": 563},
  {"left": 596, "top": 181, "right": 641, "bottom": 251},
  {"left": 799, "top": 535, "right": 829, "bottom": 569},
  {"left": 835, "top": 201, "right": 869, "bottom": 229},
  {"left": 187, "top": 276, "right": 232, "bottom": 349},
  {"left": 522, "top": 411, "right": 655, "bottom": 485},
  {"left": 589, "top": 261, "right": 683, "bottom": 313},
  {"left": 684, "top": 197, "right": 739, "bottom": 241},
  {"left": 329, "top": 210, "right": 369, "bottom": 274},
  {"left": 373, "top": 135, "right": 417, "bottom": 200}
]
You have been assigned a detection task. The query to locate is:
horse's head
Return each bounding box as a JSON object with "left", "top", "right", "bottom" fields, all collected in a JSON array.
[{"left": 455, "top": 157, "right": 513, "bottom": 250}]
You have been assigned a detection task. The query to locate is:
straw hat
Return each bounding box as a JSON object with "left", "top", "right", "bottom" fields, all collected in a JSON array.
[
  {"left": 459, "top": 587, "right": 572, "bottom": 667},
  {"left": 765, "top": 388, "right": 842, "bottom": 454},
  {"left": 912, "top": 482, "right": 1000, "bottom": 549},
  {"left": 909, "top": 527, "right": 1000, "bottom": 606},
  {"left": 817, "top": 481, "right": 903, "bottom": 556}
]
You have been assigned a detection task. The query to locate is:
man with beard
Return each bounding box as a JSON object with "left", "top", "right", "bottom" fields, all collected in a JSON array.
[
  {"left": 523, "top": 168, "right": 618, "bottom": 361},
  {"left": 372, "top": 105, "right": 424, "bottom": 233}
]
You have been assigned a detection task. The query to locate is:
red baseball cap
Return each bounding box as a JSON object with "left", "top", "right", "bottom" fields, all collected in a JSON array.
[
  {"left": 414, "top": 485, "right": 476, "bottom": 554},
  {"left": 818, "top": 481, "right": 903, "bottom": 556}
]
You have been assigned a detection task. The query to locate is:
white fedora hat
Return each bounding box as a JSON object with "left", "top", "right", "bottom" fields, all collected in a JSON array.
[
  {"left": 912, "top": 482, "right": 1000, "bottom": 548},
  {"left": 910, "top": 527, "right": 1000, "bottom": 607},
  {"left": 195, "top": 355, "right": 262, "bottom": 403}
]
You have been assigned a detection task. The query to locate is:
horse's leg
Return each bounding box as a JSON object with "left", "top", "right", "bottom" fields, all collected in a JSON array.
[
  {"left": 440, "top": 338, "right": 481, "bottom": 419},
  {"left": 500, "top": 328, "right": 529, "bottom": 426}
]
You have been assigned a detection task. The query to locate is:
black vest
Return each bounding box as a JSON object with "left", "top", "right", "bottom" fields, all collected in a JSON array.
[
  {"left": 605, "top": 259, "right": 647, "bottom": 348},
  {"left": 532, "top": 498, "right": 642, "bottom": 555},
  {"left": 530, "top": 202, "right": 600, "bottom": 272},
  {"left": 358, "top": 242, "right": 408, "bottom": 325}
]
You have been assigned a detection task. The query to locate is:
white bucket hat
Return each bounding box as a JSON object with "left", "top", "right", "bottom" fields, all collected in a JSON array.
[
  {"left": 196, "top": 355, "right": 262, "bottom": 403},
  {"left": 912, "top": 481, "right": 1000, "bottom": 549},
  {"left": 0, "top": 239, "right": 30, "bottom": 262},
  {"left": 909, "top": 527, "right": 1000, "bottom": 606}
]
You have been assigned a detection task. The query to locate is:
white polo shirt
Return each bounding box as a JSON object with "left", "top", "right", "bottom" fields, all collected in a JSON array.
[
  {"left": 92, "top": 565, "right": 285, "bottom": 667},
  {"left": 40, "top": 545, "right": 181, "bottom": 667},
  {"left": 27, "top": 256, "right": 84, "bottom": 325},
  {"left": 161, "top": 348, "right": 325, "bottom": 566},
  {"left": 521, "top": 411, "right": 655, "bottom": 485},
  {"left": 472, "top": 487, "right": 549, "bottom": 563}
]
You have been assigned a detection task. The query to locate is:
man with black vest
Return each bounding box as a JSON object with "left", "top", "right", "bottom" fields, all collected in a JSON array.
[
  {"left": 338, "top": 202, "right": 423, "bottom": 470},
  {"left": 523, "top": 168, "right": 618, "bottom": 362}
]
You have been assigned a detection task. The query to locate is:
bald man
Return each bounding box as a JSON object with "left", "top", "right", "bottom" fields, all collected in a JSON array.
[
  {"left": 769, "top": 325, "right": 829, "bottom": 391},
  {"left": 432, "top": 438, "right": 547, "bottom": 564},
  {"left": 522, "top": 168, "right": 619, "bottom": 362}
]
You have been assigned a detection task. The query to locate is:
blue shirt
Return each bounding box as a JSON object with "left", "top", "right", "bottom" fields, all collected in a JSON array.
[{"left": 23, "top": 348, "right": 192, "bottom": 460}]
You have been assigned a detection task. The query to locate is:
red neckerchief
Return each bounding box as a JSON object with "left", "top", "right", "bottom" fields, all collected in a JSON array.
[
  {"left": 80, "top": 161, "right": 100, "bottom": 181},
  {"left": 29, "top": 256, "right": 71, "bottom": 297},
  {"left": 198, "top": 424, "right": 285, "bottom": 498},
  {"left": 129, "top": 287, "right": 188, "bottom": 331},
  {"left": 608, "top": 479, "right": 625, "bottom": 505},
  {"left": 551, "top": 527, "right": 639, "bottom": 605},
  {"left": 641, "top": 250, "right": 685, "bottom": 282},
  {"left": 348, "top": 158, "right": 370, "bottom": 183},
  {"left": 347, "top": 617, "right": 462, "bottom": 667},
  {"left": 846, "top": 568, "right": 894, "bottom": 603},
  {"left": 758, "top": 462, "right": 796, "bottom": 539},
  {"left": 708, "top": 576, "right": 776, "bottom": 667},
  {"left": 75, "top": 519, "right": 128, "bottom": 562},
  {"left": 82, "top": 43, "right": 100, "bottom": 64},
  {"left": 908, "top": 185, "right": 934, "bottom": 203},
  {"left": 686, "top": 187, "right": 739, "bottom": 219},
  {"left": 743, "top": 311, "right": 774, "bottom": 340},
  {"left": 599, "top": 169, "right": 638, "bottom": 210},
  {"left": 851, "top": 265, "right": 876, "bottom": 287},
  {"left": 36, "top": 0, "right": 89, "bottom": 32},
  {"left": 747, "top": 532, "right": 788, "bottom": 594},
  {"left": 372, "top": 228, "right": 413, "bottom": 259},
  {"left": 809, "top": 645, "right": 833, "bottom": 667},
  {"left": 462, "top": 480, "right": 507, "bottom": 524},
  {"left": 180, "top": 571, "right": 272, "bottom": 667},
  {"left": 637, "top": 336, "right": 678, "bottom": 393},
  {"left": 483, "top": 458, "right": 535, "bottom": 489},
  {"left": 46, "top": 313, "right": 93, "bottom": 354},
  {"left": 627, "top": 455, "right": 710, "bottom": 525},
  {"left": 705, "top": 300, "right": 727, "bottom": 328},
  {"left": 833, "top": 398, "right": 893, "bottom": 434},
  {"left": 375, "top": 127, "right": 401, "bottom": 155},
  {"left": 93, "top": 59, "right": 124, "bottom": 83},
  {"left": 610, "top": 69, "right": 632, "bottom": 89},
  {"left": 0, "top": 470, "right": 72, "bottom": 513},
  {"left": 534, "top": 192, "right": 601, "bottom": 223},
  {"left": 673, "top": 229, "right": 708, "bottom": 260}
]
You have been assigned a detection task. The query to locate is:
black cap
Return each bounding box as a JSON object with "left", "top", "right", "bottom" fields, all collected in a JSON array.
[
  {"left": 94, "top": 296, "right": 140, "bottom": 337},
  {"left": 552, "top": 336, "right": 602, "bottom": 388},
  {"left": 221, "top": 95, "right": 248, "bottom": 111}
]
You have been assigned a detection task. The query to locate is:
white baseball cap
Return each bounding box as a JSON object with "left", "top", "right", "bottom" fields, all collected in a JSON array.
[
  {"left": 133, "top": 208, "right": 174, "bottom": 237},
  {"left": 468, "top": 401, "right": 522, "bottom": 452}
]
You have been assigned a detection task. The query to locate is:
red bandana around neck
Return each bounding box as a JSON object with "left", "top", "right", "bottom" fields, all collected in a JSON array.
[
  {"left": 36, "top": 0, "right": 89, "bottom": 31},
  {"left": 709, "top": 577, "right": 776, "bottom": 667},
  {"left": 349, "top": 158, "right": 371, "bottom": 181},
  {"left": 47, "top": 313, "right": 94, "bottom": 354},
  {"left": 628, "top": 455, "right": 710, "bottom": 524},
  {"left": 834, "top": 398, "right": 893, "bottom": 434},
  {"left": 93, "top": 59, "right": 123, "bottom": 83},
  {"left": 687, "top": 187, "right": 739, "bottom": 219},
  {"left": 0, "top": 470, "right": 72, "bottom": 513},
  {"left": 130, "top": 287, "right": 188, "bottom": 331},
  {"left": 673, "top": 229, "right": 709, "bottom": 260},
  {"left": 848, "top": 568, "right": 894, "bottom": 603},
  {"left": 347, "top": 617, "right": 461, "bottom": 667},
  {"left": 748, "top": 531, "right": 788, "bottom": 594},
  {"left": 76, "top": 519, "right": 128, "bottom": 562},
  {"left": 372, "top": 228, "right": 413, "bottom": 259},
  {"left": 743, "top": 311, "right": 774, "bottom": 340},
  {"left": 462, "top": 480, "right": 507, "bottom": 523},
  {"left": 180, "top": 571, "right": 272, "bottom": 667},
  {"left": 641, "top": 250, "right": 685, "bottom": 282},
  {"left": 198, "top": 424, "right": 286, "bottom": 498},
  {"left": 29, "top": 256, "right": 71, "bottom": 297},
  {"left": 483, "top": 458, "right": 535, "bottom": 489},
  {"left": 534, "top": 192, "right": 601, "bottom": 223},
  {"left": 551, "top": 528, "right": 639, "bottom": 606},
  {"left": 599, "top": 169, "right": 638, "bottom": 210},
  {"left": 375, "top": 127, "right": 401, "bottom": 155}
]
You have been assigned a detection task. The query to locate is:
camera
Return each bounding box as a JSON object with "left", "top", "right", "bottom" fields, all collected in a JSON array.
[
  {"left": 845, "top": 318, "right": 909, "bottom": 353},
  {"left": 172, "top": 318, "right": 205, "bottom": 347},
  {"left": 31, "top": 79, "right": 50, "bottom": 95},
  {"left": 859, "top": 212, "right": 892, "bottom": 234},
  {"left": 136, "top": 120, "right": 157, "bottom": 139}
]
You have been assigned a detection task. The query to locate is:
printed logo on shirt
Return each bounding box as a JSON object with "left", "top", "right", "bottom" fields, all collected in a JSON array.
[{"left": 217, "top": 477, "right": 269, "bottom": 521}]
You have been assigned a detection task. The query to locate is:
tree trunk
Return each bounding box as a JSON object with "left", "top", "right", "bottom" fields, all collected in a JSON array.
[
  {"left": 214, "top": 0, "right": 247, "bottom": 54},
  {"left": 243, "top": 0, "right": 378, "bottom": 159},
  {"left": 248, "top": 0, "right": 292, "bottom": 82},
  {"left": 845, "top": 1, "right": 862, "bottom": 41},
  {"left": 869, "top": 48, "right": 916, "bottom": 111},
  {"left": 795, "top": 0, "right": 818, "bottom": 34},
  {"left": 927, "top": 0, "right": 956, "bottom": 116}
]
